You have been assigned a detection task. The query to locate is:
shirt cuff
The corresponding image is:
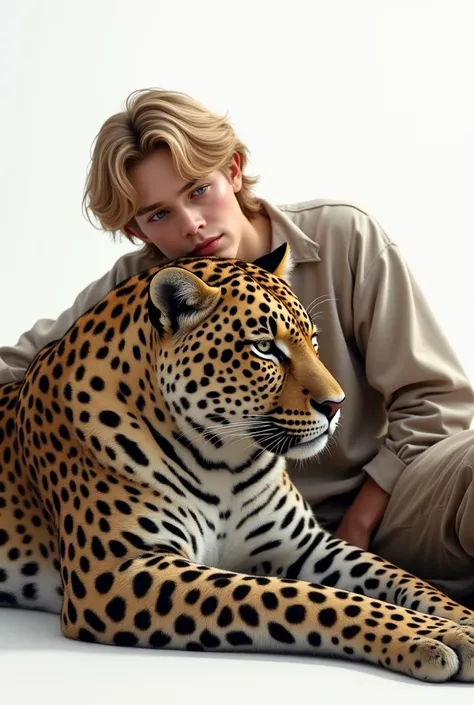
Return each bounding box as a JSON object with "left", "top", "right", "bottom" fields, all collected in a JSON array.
[{"left": 363, "top": 445, "right": 406, "bottom": 494}]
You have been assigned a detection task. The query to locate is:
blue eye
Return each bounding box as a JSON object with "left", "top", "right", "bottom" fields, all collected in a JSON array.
[
  {"left": 193, "top": 185, "right": 208, "bottom": 197},
  {"left": 150, "top": 210, "right": 168, "bottom": 222}
]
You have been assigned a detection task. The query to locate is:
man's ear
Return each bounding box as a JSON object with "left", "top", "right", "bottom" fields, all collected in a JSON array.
[
  {"left": 252, "top": 243, "right": 294, "bottom": 283},
  {"left": 229, "top": 152, "right": 243, "bottom": 192},
  {"left": 148, "top": 267, "right": 221, "bottom": 337}
]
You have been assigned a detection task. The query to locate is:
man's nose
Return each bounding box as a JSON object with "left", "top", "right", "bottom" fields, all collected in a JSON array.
[{"left": 181, "top": 209, "right": 205, "bottom": 237}]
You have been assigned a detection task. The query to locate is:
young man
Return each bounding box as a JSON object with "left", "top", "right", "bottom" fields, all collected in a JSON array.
[{"left": 1, "top": 88, "right": 473, "bottom": 602}]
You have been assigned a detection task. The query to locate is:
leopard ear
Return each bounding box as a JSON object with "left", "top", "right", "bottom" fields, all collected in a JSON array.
[
  {"left": 252, "top": 243, "right": 294, "bottom": 283},
  {"left": 148, "top": 267, "right": 221, "bottom": 337}
]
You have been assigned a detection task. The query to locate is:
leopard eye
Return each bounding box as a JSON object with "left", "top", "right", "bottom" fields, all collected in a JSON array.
[
  {"left": 255, "top": 340, "right": 272, "bottom": 353},
  {"left": 249, "top": 339, "right": 288, "bottom": 364}
]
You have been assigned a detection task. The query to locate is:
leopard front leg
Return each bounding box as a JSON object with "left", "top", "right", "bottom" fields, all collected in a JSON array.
[
  {"left": 61, "top": 548, "right": 474, "bottom": 682},
  {"left": 297, "top": 532, "right": 474, "bottom": 625},
  {"left": 237, "top": 477, "right": 474, "bottom": 626}
]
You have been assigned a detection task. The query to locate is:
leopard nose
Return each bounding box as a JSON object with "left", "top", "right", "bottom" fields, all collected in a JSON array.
[{"left": 310, "top": 398, "right": 345, "bottom": 421}]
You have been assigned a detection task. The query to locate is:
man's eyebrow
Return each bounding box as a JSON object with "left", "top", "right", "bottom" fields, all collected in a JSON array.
[{"left": 136, "top": 179, "right": 198, "bottom": 217}]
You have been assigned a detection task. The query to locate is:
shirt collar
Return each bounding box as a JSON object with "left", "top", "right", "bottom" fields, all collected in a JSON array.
[{"left": 260, "top": 198, "right": 321, "bottom": 264}]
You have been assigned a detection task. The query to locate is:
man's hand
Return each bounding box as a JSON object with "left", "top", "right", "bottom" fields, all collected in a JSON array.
[{"left": 334, "top": 475, "right": 390, "bottom": 550}]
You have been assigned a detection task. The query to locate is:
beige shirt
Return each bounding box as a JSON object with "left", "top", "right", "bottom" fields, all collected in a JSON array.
[{"left": 1, "top": 199, "right": 473, "bottom": 507}]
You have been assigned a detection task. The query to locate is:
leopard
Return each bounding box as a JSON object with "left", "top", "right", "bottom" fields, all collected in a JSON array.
[{"left": 1, "top": 242, "right": 474, "bottom": 683}]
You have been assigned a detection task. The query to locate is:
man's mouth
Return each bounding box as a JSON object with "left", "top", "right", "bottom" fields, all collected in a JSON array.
[{"left": 192, "top": 235, "right": 223, "bottom": 256}]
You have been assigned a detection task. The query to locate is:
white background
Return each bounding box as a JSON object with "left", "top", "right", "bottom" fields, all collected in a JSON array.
[{"left": 1, "top": 1, "right": 474, "bottom": 701}]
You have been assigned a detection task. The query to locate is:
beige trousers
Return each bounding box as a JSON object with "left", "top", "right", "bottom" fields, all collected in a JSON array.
[{"left": 312, "top": 430, "right": 474, "bottom": 603}]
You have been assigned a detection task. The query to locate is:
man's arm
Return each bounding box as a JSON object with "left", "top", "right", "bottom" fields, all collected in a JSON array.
[
  {"left": 335, "top": 475, "right": 389, "bottom": 549},
  {"left": 333, "top": 210, "right": 474, "bottom": 546}
]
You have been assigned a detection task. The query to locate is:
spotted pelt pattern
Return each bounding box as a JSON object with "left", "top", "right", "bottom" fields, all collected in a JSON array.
[{"left": 1, "top": 244, "right": 473, "bottom": 682}]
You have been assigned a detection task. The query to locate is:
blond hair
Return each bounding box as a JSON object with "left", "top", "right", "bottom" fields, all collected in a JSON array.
[{"left": 83, "top": 88, "right": 262, "bottom": 257}]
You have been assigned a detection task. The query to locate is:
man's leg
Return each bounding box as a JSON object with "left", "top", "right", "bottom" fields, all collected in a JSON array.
[{"left": 371, "top": 429, "right": 474, "bottom": 602}]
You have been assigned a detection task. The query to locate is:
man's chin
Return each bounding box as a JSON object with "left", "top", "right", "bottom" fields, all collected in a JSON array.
[{"left": 212, "top": 239, "right": 239, "bottom": 260}]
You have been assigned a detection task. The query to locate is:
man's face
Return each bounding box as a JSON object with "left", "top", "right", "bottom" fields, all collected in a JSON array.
[{"left": 128, "top": 148, "right": 248, "bottom": 260}]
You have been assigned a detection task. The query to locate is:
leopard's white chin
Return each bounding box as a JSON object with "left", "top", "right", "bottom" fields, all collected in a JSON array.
[{"left": 284, "top": 433, "right": 329, "bottom": 460}]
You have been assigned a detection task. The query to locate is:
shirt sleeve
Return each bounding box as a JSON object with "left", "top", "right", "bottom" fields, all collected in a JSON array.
[
  {"left": 351, "top": 214, "right": 474, "bottom": 493},
  {"left": 0, "top": 251, "right": 150, "bottom": 385}
]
